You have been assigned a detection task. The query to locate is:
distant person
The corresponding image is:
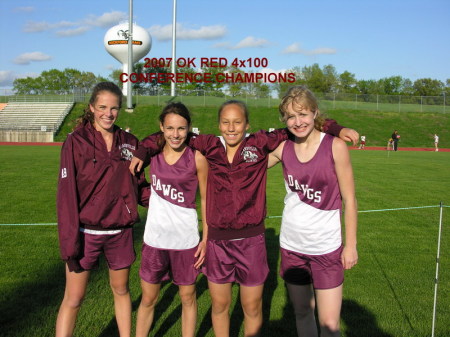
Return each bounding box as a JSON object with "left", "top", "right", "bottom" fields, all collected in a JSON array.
[
  {"left": 56, "top": 82, "right": 149, "bottom": 337},
  {"left": 358, "top": 135, "right": 366, "bottom": 149},
  {"left": 434, "top": 133, "right": 439, "bottom": 152},
  {"left": 391, "top": 130, "right": 400, "bottom": 151},
  {"left": 387, "top": 138, "right": 394, "bottom": 151},
  {"left": 268, "top": 86, "right": 358, "bottom": 337},
  {"left": 125, "top": 126, "right": 131, "bottom": 133}
]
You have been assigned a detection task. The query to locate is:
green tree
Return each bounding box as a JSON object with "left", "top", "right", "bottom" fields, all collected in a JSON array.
[
  {"left": 381, "top": 76, "right": 403, "bottom": 95},
  {"left": 276, "top": 66, "right": 303, "bottom": 98},
  {"left": 302, "top": 63, "right": 324, "bottom": 92},
  {"left": 338, "top": 71, "right": 357, "bottom": 93},
  {"left": 413, "top": 78, "right": 444, "bottom": 96},
  {"left": 322, "top": 64, "right": 338, "bottom": 93}
]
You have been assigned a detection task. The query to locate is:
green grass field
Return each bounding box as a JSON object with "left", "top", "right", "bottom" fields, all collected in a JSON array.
[
  {"left": 53, "top": 102, "right": 450, "bottom": 149},
  {"left": 0, "top": 144, "right": 449, "bottom": 336}
]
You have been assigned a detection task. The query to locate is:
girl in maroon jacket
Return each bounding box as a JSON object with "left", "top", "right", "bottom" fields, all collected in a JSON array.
[
  {"left": 131, "top": 101, "right": 358, "bottom": 336},
  {"left": 55, "top": 82, "right": 149, "bottom": 337}
]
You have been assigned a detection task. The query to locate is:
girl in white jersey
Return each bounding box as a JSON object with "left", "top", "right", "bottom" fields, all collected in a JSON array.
[
  {"left": 269, "top": 86, "right": 358, "bottom": 337},
  {"left": 135, "top": 103, "right": 208, "bottom": 337}
]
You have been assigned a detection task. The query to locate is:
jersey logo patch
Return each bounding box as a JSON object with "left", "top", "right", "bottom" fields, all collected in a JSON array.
[
  {"left": 61, "top": 168, "right": 67, "bottom": 178},
  {"left": 241, "top": 146, "right": 258, "bottom": 162}
]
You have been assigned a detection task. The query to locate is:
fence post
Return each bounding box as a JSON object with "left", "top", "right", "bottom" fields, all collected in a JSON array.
[
  {"left": 431, "top": 201, "right": 444, "bottom": 337},
  {"left": 444, "top": 93, "right": 446, "bottom": 113}
]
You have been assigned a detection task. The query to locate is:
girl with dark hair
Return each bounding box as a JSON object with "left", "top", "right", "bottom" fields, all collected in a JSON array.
[
  {"left": 135, "top": 102, "right": 208, "bottom": 337},
  {"left": 56, "top": 82, "right": 150, "bottom": 337}
]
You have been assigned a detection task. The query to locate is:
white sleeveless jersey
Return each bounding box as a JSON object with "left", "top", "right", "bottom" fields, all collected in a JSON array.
[
  {"left": 143, "top": 147, "right": 200, "bottom": 249},
  {"left": 280, "top": 133, "right": 342, "bottom": 255}
]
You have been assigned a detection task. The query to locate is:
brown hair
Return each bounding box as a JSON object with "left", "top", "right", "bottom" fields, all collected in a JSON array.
[
  {"left": 279, "top": 85, "right": 324, "bottom": 131},
  {"left": 158, "top": 102, "right": 192, "bottom": 149},
  {"left": 75, "top": 82, "right": 123, "bottom": 128}
]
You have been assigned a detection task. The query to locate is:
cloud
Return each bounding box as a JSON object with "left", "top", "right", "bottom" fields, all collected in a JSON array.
[
  {"left": 14, "top": 6, "right": 35, "bottom": 13},
  {"left": 149, "top": 23, "right": 227, "bottom": 41},
  {"left": 259, "top": 67, "right": 288, "bottom": 75},
  {"left": 0, "top": 71, "right": 16, "bottom": 87},
  {"left": 13, "top": 52, "right": 52, "bottom": 65},
  {"left": 282, "top": 42, "right": 336, "bottom": 55},
  {"left": 23, "top": 11, "right": 126, "bottom": 36},
  {"left": 234, "top": 36, "right": 270, "bottom": 49},
  {"left": 83, "top": 11, "right": 127, "bottom": 28},
  {"left": 0, "top": 71, "right": 38, "bottom": 88},
  {"left": 23, "top": 21, "right": 52, "bottom": 33},
  {"left": 213, "top": 36, "right": 270, "bottom": 50},
  {"left": 56, "top": 26, "right": 91, "bottom": 37}
]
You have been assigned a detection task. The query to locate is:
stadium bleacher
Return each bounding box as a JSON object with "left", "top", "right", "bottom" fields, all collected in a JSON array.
[{"left": 0, "top": 102, "right": 73, "bottom": 132}]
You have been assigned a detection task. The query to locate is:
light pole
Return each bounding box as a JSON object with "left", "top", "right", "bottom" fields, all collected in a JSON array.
[
  {"left": 126, "top": 0, "right": 134, "bottom": 111},
  {"left": 170, "top": 0, "right": 177, "bottom": 97}
]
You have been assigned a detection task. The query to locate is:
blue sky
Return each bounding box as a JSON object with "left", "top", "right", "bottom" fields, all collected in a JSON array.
[{"left": 1, "top": 0, "right": 449, "bottom": 90}]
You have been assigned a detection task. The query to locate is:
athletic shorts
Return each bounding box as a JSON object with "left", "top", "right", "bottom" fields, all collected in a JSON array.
[
  {"left": 139, "top": 243, "right": 200, "bottom": 286},
  {"left": 204, "top": 233, "right": 269, "bottom": 287},
  {"left": 79, "top": 227, "right": 135, "bottom": 271},
  {"left": 280, "top": 246, "right": 344, "bottom": 290}
]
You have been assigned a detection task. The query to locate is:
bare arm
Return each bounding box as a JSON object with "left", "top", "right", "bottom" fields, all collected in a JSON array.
[
  {"left": 267, "top": 141, "right": 285, "bottom": 169},
  {"left": 332, "top": 138, "right": 358, "bottom": 270},
  {"left": 339, "top": 128, "right": 360, "bottom": 146},
  {"left": 194, "top": 150, "right": 209, "bottom": 269}
]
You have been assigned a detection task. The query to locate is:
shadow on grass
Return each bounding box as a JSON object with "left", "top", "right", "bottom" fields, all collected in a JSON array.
[
  {"left": 341, "top": 299, "right": 393, "bottom": 337},
  {"left": 92, "top": 225, "right": 392, "bottom": 337},
  {"left": 0, "top": 259, "right": 64, "bottom": 337}
]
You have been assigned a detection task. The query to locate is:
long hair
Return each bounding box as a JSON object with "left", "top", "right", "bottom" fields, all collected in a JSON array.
[
  {"left": 279, "top": 85, "right": 324, "bottom": 131},
  {"left": 75, "top": 82, "right": 123, "bottom": 128}
]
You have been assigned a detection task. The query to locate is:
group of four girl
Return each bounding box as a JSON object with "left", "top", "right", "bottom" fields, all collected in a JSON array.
[{"left": 56, "top": 82, "right": 358, "bottom": 337}]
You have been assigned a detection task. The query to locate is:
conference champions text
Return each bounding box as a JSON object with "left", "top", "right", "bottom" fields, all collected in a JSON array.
[{"left": 120, "top": 57, "right": 297, "bottom": 84}]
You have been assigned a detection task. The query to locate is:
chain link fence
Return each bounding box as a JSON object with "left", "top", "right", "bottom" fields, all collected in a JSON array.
[{"left": 0, "top": 88, "right": 447, "bottom": 113}]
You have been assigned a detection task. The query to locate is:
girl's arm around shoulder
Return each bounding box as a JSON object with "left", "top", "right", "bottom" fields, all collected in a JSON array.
[
  {"left": 130, "top": 132, "right": 163, "bottom": 176},
  {"left": 323, "top": 119, "right": 359, "bottom": 145},
  {"left": 253, "top": 128, "right": 289, "bottom": 153},
  {"left": 188, "top": 133, "right": 217, "bottom": 155},
  {"left": 268, "top": 140, "right": 286, "bottom": 169},
  {"left": 194, "top": 150, "right": 209, "bottom": 269},
  {"left": 332, "top": 137, "right": 358, "bottom": 270}
]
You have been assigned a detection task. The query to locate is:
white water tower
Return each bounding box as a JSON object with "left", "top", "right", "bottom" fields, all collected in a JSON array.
[{"left": 104, "top": 23, "right": 152, "bottom": 95}]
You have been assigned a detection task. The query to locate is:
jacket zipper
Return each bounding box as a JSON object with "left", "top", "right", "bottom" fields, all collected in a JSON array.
[{"left": 124, "top": 201, "right": 131, "bottom": 214}]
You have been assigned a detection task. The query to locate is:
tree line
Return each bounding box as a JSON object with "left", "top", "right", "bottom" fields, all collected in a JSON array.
[{"left": 13, "top": 63, "right": 450, "bottom": 99}]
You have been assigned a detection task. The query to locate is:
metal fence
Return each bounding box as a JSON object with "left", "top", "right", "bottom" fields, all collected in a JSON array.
[{"left": 0, "top": 89, "right": 447, "bottom": 113}]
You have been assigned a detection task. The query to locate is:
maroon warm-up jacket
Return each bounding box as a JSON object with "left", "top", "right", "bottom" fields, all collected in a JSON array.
[{"left": 57, "top": 122, "right": 149, "bottom": 270}]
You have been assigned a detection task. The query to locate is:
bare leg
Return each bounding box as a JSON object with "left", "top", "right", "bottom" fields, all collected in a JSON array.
[
  {"left": 315, "top": 285, "right": 343, "bottom": 337},
  {"left": 179, "top": 284, "right": 197, "bottom": 337},
  {"left": 208, "top": 281, "right": 232, "bottom": 337},
  {"left": 240, "top": 284, "right": 264, "bottom": 337},
  {"left": 55, "top": 264, "right": 90, "bottom": 337},
  {"left": 109, "top": 268, "right": 132, "bottom": 337},
  {"left": 286, "top": 282, "right": 318, "bottom": 337},
  {"left": 135, "top": 280, "right": 161, "bottom": 337}
]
